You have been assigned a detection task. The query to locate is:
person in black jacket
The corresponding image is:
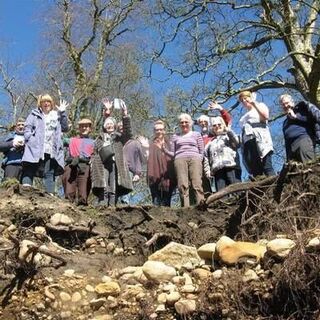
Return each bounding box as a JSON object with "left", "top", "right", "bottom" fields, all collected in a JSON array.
[
  {"left": 0, "top": 118, "right": 25, "bottom": 181},
  {"left": 280, "top": 94, "right": 320, "bottom": 163}
]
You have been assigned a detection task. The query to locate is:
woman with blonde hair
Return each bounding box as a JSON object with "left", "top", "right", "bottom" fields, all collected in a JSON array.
[
  {"left": 238, "top": 91, "right": 275, "bottom": 177},
  {"left": 164, "top": 113, "right": 204, "bottom": 207},
  {"left": 204, "top": 116, "right": 240, "bottom": 191},
  {"left": 21, "top": 94, "right": 69, "bottom": 193}
]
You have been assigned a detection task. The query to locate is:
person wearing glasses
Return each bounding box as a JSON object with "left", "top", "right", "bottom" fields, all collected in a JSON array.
[
  {"left": 203, "top": 117, "right": 240, "bottom": 191},
  {"left": 239, "top": 91, "right": 275, "bottom": 178},
  {"left": 147, "top": 120, "right": 176, "bottom": 206},
  {"left": 164, "top": 113, "right": 204, "bottom": 207}
]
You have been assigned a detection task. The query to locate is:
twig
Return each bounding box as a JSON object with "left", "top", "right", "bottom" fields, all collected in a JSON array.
[
  {"left": 145, "top": 233, "right": 164, "bottom": 247},
  {"left": 46, "top": 223, "right": 103, "bottom": 236}
]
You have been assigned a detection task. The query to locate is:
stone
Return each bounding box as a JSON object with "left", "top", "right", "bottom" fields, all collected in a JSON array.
[
  {"left": 90, "top": 315, "right": 113, "bottom": 320},
  {"left": 101, "top": 275, "right": 112, "bottom": 283},
  {"left": 50, "top": 213, "right": 74, "bottom": 226},
  {"left": 85, "top": 285, "right": 95, "bottom": 292},
  {"left": 215, "top": 236, "right": 266, "bottom": 265},
  {"left": 119, "top": 266, "right": 140, "bottom": 275},
  {"left": 122, "top": 285, "right": 144, "bottom": 299},
  {"left": 59, "top": 292, "right": 71, "bottom": 302},
  {"left": 133, "top": 267, "right": 148, "bottom": 284},
  {"left": 197, "top": 243, "right": 216, "bottom": 260},
  {"left": 18, "top": 240, "right": 36, "bottom": 262},
  {"left": 172, "top": 276, "right": 185, "bottom": 285},
  {"left": 95, "top": 282, "right": 121, "bottom": 296},
  {"left": 162, "top": 283, "right": 176, "bottom": 293},
  {"left": 183, "top": 273, "right": 193, "bottom": 285},
  {"left": 106, "top": 242, "right": 116, "bottom": 252},
  {"left": 71, "top": 292, "right": 82, "bottom": 303},
  {"left": 165, "top": 292, "right": 181, "bottom": 306},
  {"left": 142, "top": 261, "right": 176, "bottom": 282},
  {"left": 34, "top": 226, "right": 46, "bottom": 236},
  {"left": 157, "top": 293, "right": 167, "bottom": 304},
  {"left": 174, "top": 299, "right": 196, "bottom": 315},
  {"left": 85, "top": 238, "right": 97, "bottom": 248},
  {"left": 242, "top": 269, "right": 259, "bottom": 282},
  {"left": 113, "top": 247, "right": 124, "bottom": 256},
  {"left": 180, "top": 284, "right": 197, "bottom": 293},
  {"left": 306, "top": 237, "right": 320, "bottom": 250},
  {"left": 148, "top": 242, "right": 202, "bottom": 269},
  {"left": 156, "top": 304, "right": 166, "bottom": 312},
  {"left": 192, "top": 268, "right": 212, "bottom": 281},
  {"left": 90, "top": 298, "right": 107, "bottom": 310},
  {"left": 63, "top": 269, "right": 75, "bottom": 277},
  {"left": 267, "top": 239, "right": 296, "bottom": 258},
  {"left": 60, "top": 311, "right": 72, "bottom": 319}
]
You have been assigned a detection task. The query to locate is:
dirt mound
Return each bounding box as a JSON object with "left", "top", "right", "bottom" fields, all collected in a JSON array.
[{"left": 0, "top": 161, "right": 320, "bottom": 319}]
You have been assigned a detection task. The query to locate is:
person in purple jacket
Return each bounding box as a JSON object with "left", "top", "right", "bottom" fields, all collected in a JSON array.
[
  {"left": 164, "top": 113, "right": 204, "bottom": 207},
  {"left": 21, "top": 94, "right": 69, "bottom": 194}
]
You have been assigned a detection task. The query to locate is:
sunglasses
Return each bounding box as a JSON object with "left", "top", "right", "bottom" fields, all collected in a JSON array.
[
  {"left": 180, "top": 121, "right": 189, "bottom": 124},
  {"left": 213, "top": 123, "right": 222, "bottom": 127}
]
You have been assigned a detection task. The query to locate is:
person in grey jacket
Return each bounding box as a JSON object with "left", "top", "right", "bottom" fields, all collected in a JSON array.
[
  {"left": 0, "top": 118, "right": 25, "bottom": 181},
  {"left": 21, "top": 94, "right": 69, "bottom": 193}
]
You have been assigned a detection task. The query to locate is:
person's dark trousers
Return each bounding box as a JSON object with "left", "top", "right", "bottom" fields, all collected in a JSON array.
[
  {"left": 234, "top": 151, "right": 242, "bottom": 182},
  {"left": 287, "top": 135, "right": 315, "bottom": 163},
  {"left": 22, "top": 154, "right": 56, "bottom": 193},
  {"left": 4, "top": 164, "right": 22, "bottom": 181},
  {"left": 215, "top": 167, "right": 237, "bottom": 191},
  {"left": 64, "top": 164, "right": 91, "bottom": 205},
  {"left": 150, "top": 183, "right": 173, "bottom": 206},
  {"left": 243, "top": 139, "right": 275, "bottom": 177}
]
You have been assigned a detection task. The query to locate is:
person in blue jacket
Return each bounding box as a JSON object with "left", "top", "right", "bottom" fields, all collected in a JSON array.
[
  {"left": 280, "top": 94, "right": 320, "bottom": 163},
  {"left": 0, "top": 118, "right": 25, "bottom": 181},
  {"left": 21, "top": 94, "right": 69, "bottom": 194}
]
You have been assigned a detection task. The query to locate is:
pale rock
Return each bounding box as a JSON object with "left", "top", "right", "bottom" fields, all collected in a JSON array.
[
  {"left": 34, "top": 226, "right": 46, "bottom": 236},
  {"left": 157, "top": 293, "right": 167, "bottom": 304},
  {"left": 37, "top": 303, "right": 46, "bottom": 311},
  {"left": 142, "top": 261, "right": 176, "bottom": 282},
  {"left": 148, "top": 242, "right": 202, "bottom": 269},
  {"left": 149, "top": 313, "right": 158, "bottom": 319},
  {"left": 85, "top": 238, "right": 97, "bottom": 248},
  {"left": 197, "top": 243, "right": 216, "bottom": 260},
  {"left": 155, "top": 304, "right": 166, "bottom": 312},
  {"left": 89, "top": 248, "right": 95, "bottom": 255},
  {"left": 101, "top": 275, "right": 112, "bottom": 283},
  {"left": 85, "top": 285, "right": 95, "bottom": 292},
  {"left": 306, "top": 237, "right": 320, "bottom": 250},
  {"left": 60, "top": 311, "right": 72, "bottom": 319},
  {"left": 215, "top": 236, "right": 266, "bottom": 265},
  {"left": 183, "top": 273, "right": 193, "bottom": 285},
  {"left": 95, "top": 282, "right": 121, "bottom": 296},
  {"left": 18, "top": 240, "right": 36, "bottom": 262},
  {"left": 7, "top": 224, "right": 17, "bottom": 232},
  {"left": 59, "top": 292, "right": 71, "bottom": 302},
  {"left": 186, "top": 293, "right": 198, "bottom": 300},
  {"left": 33, "top": 245, "right": 52, "bottom": 266},
  {"left": 267, "top": 238, "right": 296, "bottom": 258},
  {"left": 242, "top": 269, "right": 259, "bottom": 282},
  {"left": 136, "top": 292, "right": 146, "bottom": 300},
  {"left": 162, "top": 283, "right": 176, "bottom": 293},
  {"left": 106, "top": 242, "right": 116, "bottom": 252},
  {"left": 50, "top": 213, "right": 74, "bottom": 226},
  {"left": 165, "top": 292, "right": 181, "bottom": 306},
  {"left": 133, "top": 267, "right": 148, "bottom": 284},
  {"left": 180, "top": 284, "right": 197, "bottom": 293},
  {"left": 44, "top": 286, "right": 56, "bottom": 301},
  {"left": 63, "top": 269, "right": 75, "bottom": 277},
  {"left": 113, "top": 247, "right": 124, "bottom": 256},
  {"left": 71, "top": 292, "right": 82, "bottom": 303},
  {"left": 188, "top": 222, "right": 198, "bottom": 229},
  {"left": 192, "top": 268, "right": 212, "bottom": 281},
  {"left": 181, "top": 261, "right": 194, "bottom": 271},
  {"left": 119, "top": 266, "right": 140, "bottom": 275},
  {"left": 122, "top": 285, "right": 144, "bottom": 299},
  {"left": 90, "top": 297, "right": 107, "bottom": 310},
  {"left": 90, "top": 315, "right": 113, "bottom": 320},
  {"left": 174, "top": 299, "right": 196, "bottom": 315},
  {"left": 120, "top": 273, "right": 134, "bottom": 282},
  {"left": 172, "top": 276, "right": 185, "bottom": 285}
]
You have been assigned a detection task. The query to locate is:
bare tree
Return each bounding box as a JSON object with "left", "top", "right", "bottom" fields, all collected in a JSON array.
[{"left": 151, "top": 0, "right": 320, "bottom": 107}]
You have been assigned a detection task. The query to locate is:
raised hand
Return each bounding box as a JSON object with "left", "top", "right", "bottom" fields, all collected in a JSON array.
[
  {"left": 209, "top": 101, "right": 223, "bottom": 111},
  {"left": 120, "top": 99, "right": 128, "bottom": 116},
  {"left": 57, "top": 99, "right": 69, "bottom": 112}
]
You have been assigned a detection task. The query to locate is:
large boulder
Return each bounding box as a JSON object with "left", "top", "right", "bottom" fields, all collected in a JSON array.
[
  {"left": 142, "top": 261, "right": 176, "bottom": 282},
  {"left": 215, "top": 236, "right": 266, "bottom": 265},
  {"left": 148, "top": 242, "right": 201, "bottom": 269},
  {"left": 197, "top": 243, "right": 216, "bottom": 260}
]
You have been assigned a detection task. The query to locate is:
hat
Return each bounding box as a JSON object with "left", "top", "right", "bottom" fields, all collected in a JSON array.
[{"left": 78, "top": 118, "right": 92, "bottom": 125}]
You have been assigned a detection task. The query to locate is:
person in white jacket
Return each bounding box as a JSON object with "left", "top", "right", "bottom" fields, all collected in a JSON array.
[{"left": 203, "top": 116, "right": 240, "bottom": 191}]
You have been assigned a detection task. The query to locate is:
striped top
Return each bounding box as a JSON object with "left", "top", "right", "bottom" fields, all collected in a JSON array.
[{"left": 169, "top": 131, "right": 204, "bottom": 160}]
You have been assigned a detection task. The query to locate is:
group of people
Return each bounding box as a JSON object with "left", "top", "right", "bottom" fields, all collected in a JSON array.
[{"left": 0, "top": 91, "right": 319, "bottom": 208}]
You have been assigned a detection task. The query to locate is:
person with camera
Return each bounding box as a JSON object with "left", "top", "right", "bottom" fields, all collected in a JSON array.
[
  {"left": 91, "top": 101, "right": 133, "bottom": 206},
  {"left": 0, "top": 118, "right": 25, "bottom": 181},
  {"left": 280, "top": 94, "right": 320, "bottom": 163},
  {"left": 203, "top": 116, "right": 240, "bottom": 191}
]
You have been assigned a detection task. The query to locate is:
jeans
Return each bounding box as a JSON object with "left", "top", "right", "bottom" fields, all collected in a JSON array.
[
  {"left": 215, "top": 167, "right": 237, "bottom": 191},
  {"left": 243, "top": 139, "right": 275, "bottom": 177},
  {"left": 22, "top": 154, "right": 56, "bottom": 193},
  {"left": 287, "top": 135, "right": 315, "bottom": 163}
]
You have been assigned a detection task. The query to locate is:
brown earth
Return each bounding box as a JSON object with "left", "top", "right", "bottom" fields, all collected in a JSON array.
[{"left": 1, "top": 160, "right": 320, "bottom": 320}]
